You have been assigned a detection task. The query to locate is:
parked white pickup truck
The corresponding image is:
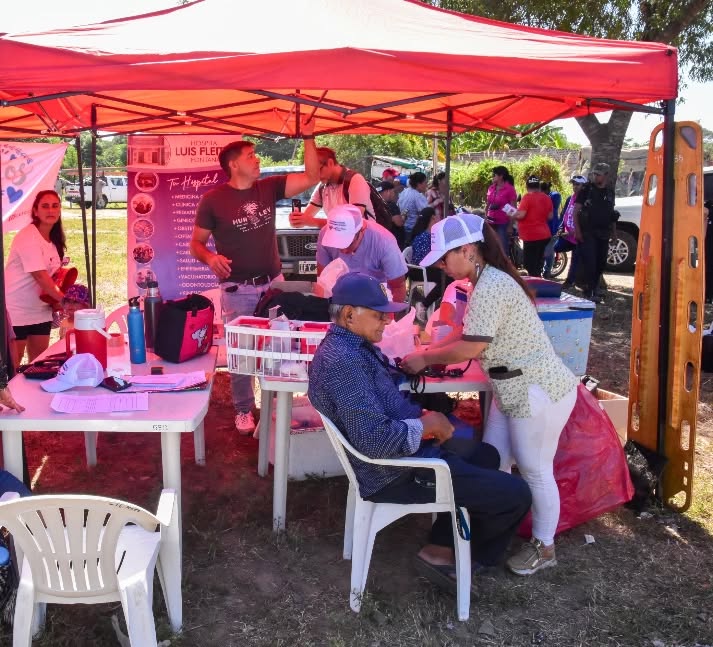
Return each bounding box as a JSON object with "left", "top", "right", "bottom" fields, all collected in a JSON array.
[
  {"left": 65, "top": 175, "right": 128, "bottom": 208},
  {"left": 608, "top": 166, "right": 713, "bottom": 272}
]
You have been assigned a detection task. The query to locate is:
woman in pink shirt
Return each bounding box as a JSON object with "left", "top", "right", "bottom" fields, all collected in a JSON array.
[{"left": 486, "top": 165, "right": 517, "bottom": 255}]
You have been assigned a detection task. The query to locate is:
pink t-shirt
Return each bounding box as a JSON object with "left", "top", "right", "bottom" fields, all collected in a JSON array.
[{"left": 486, "top": 183, "right": 517, "bottom": 225}]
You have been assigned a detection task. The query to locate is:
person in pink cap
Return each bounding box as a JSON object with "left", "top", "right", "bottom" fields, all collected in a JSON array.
[
  {"left": 381, "top": 167, "right": 399, "bottom": 182},
  {"left": 400, "top": 213, "right": 578, "bottom": 577}
]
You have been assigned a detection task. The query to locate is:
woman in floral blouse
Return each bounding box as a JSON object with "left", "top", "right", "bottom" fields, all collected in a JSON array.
[{"left": 401, "top": 213, "right": 578, "bottom": 577}]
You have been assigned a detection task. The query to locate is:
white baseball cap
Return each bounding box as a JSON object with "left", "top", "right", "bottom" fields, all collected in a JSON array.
[
  {"left": 322, "top": 204, "right": 364, "bottom": 249},
  {"left": 419, "top": 214, "right": 485, "bottom": 267},
  {"left": 41, "top": 353, "right": 105, "bottom": 392}
]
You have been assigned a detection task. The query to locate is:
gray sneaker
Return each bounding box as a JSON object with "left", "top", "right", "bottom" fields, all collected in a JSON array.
[
  {"left": 234, "top": 411, "right": 256, "bottom": 435},
  {"left": 506, "top": 539, "right": 557, "bottom": 576}
]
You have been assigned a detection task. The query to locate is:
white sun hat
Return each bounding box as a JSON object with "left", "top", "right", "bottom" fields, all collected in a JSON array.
[{"left": 41, "top": 353, "right": 104, "bottom": 392}]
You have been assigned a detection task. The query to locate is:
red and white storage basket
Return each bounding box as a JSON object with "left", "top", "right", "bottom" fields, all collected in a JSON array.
[{"left": 225, "top": 316, "right": 329, "bottom": 380}]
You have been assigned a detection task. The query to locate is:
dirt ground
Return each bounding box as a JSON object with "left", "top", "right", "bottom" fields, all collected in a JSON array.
[{"left": 1, "top": 272, "right": 712, "bottom": 646}]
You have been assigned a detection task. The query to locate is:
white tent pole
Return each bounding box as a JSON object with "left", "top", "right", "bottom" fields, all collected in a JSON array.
[
  {"left": 90, "top": 106, "right": 98, "bottom": 307},
  {"left": 75, "top": 136, "right": 93, "bottom": 303}
]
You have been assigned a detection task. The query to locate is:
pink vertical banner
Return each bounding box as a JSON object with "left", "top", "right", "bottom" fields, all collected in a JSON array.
[{"left": 127, "top": 134, "right": 238, "bottom": 300}]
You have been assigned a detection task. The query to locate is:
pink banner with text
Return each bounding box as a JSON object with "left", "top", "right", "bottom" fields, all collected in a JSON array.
[{"left": 1, "top": 141, "right": 67, "bottom": 231}]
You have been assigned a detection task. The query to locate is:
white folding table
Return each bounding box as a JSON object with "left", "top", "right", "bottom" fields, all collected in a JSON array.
[
  {"left": 0, "top": 343, "right": 217, "bottom": 632},
  {"left": 258, "top": 361, "right": 491, "bottom": 532}
]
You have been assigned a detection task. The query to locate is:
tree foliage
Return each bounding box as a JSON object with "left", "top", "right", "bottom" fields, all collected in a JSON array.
[
  {"left": 450, "top": 155, "right": 568, "bottom": 208},
  {"left": 452, "top": 124, "right": 575, "bottom": 154},
  {"left": 57, "top": 132, "right": 127, "bottom": 173},
  {"left": 432, "top": 0, "right": 712, "bottom": 80},
  {"left": 429, "top": 0, "right": 713, "bottom": 180}
]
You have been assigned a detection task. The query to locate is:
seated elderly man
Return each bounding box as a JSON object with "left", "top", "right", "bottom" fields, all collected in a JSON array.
[
  {"left": 308, "top": 272, "right": 531, "bottom": 590},
  {"left": 317, "top": 204, "right": 407, "bottom": 304}
]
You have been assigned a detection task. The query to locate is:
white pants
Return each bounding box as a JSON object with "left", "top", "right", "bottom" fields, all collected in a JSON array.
[{"left": 483, "top": 384, "right": 578, "bottom": 546}]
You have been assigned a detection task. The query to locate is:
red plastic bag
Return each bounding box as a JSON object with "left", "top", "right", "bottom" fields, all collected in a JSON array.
[{"left": 519, "top": 383, "right": 634, "bottom": 537}]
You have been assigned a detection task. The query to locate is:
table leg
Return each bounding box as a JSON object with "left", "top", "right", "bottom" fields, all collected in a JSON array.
[
  {"left": 160, "top": 432, "right": 183, "bottom": 631},
  {"left": 84, "top": 431, "right": 98, "bottom": 467},
  {"left": 257, "top": 388, "right": 274, "bottom": 477},
  {"left": 193, "top": 421, "right": 205, "bottom": 466},
  {"left": 479, "top": 390, "right": 492, "bottom": 429},
  {"left": 272, "top": 391, "right": 293, "bottom": 532},
  {"left": 2, "top": 429, "right": 24, "bottom": 482}
]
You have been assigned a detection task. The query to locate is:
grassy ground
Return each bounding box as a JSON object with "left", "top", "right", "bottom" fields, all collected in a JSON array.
[{"left": 1, "top": 214, "right": 712, "bottom": 645}]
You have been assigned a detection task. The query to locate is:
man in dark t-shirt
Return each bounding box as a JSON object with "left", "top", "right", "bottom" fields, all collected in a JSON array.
[
  {"left": 377, "top": 180, "right": 406, "bottom": 249},
  {"left": 190, "top": 126, "right": 318, "bottom": 434},
  {"left": 573, "top": 163, "right": 617, "bottom": 303}
]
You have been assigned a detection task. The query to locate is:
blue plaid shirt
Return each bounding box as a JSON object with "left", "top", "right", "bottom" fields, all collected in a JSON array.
[{"left": 308, "top": 324, "right": 433, "bottom": 498}]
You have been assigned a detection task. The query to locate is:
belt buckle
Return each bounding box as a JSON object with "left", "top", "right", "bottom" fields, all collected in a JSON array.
[{"left": 252, "top": 274, "right": 270, "bottom": 287}]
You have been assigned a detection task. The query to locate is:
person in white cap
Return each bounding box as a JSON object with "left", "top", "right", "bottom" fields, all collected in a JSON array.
[
  {"left": 317, "top": 204, "right": 408, "bottom": 304},
  {"left": 400, "top": 213, "right": 578, "bottom": 576}
]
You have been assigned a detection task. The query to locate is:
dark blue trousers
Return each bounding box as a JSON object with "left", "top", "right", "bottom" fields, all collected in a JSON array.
[
  {"left": 0, "top": 470, "right": 31, "bottom": 497},
  {"left": 367, "top": 441, "right": 532, "bottom": 566}
]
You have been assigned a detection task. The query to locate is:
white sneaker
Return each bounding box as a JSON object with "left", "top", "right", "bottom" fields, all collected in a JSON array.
[
  {"left": 414, "top": 301, "right": 427, "bottom": 325},
  {"left": 235, "top": 411, "right": 256, "bottom": 435}
]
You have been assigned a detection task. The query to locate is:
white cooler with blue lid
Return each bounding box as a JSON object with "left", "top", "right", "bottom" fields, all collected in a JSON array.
[{"left": 536, "top": 292, "right": 595, "bottom": 376}]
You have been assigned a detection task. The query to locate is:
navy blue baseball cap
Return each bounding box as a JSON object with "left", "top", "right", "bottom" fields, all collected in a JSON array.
[{"left": 330, "top": 272, "right": 408, "bottom": 313}]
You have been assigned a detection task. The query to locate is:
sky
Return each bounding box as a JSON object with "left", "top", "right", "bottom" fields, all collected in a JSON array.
[
  {"left": 4, "top": 0, "right": 711, "bottom": 148},
  {"left": 553, "top": 80, "right": 713, "bottom": 147}
]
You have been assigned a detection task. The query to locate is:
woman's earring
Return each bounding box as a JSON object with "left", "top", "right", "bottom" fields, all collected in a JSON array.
[{"left": 475, "top": 263, "right": 481, "bottom": 278}]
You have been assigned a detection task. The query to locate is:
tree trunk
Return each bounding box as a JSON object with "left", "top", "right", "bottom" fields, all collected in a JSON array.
[{"left": 576, "top": 110, "right": 635, "bottom": 187}]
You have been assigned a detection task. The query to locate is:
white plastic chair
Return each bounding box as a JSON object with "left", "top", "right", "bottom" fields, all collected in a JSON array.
[
  {"left": 199, "top": 287, "right": 225, "bottom": 368},
  {"left": 314, "top": 411, "right": 471, "bottom": 621},
  {"left": 104, "top": 303, "right": 129, "bottom": 335},
  {"left": 198, "top": 287, "right": 223, "bottom": 327},
  {"left": 402, "top": 247, "right": 437, "bottom": 321},
  {"left": 0, "top": 489, "right": 179, "bottom": 646}
]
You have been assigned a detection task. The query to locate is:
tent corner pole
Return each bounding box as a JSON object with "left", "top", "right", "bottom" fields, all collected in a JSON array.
[
  {"left": 656, "top": 98, "right": 676, "bottom": 500},
  {"left": 0, "top": 150, "right": 7, "bottom": 375},
  {"left": 75, "top": 137, "right": 93, "bottom": 305},
  {"left": 91, "top": 106, "right": 98, "bottom": 309}
]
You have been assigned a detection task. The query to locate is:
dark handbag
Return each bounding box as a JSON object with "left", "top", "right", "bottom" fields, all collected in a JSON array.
[{"left": 154, "top": 294, "right": 214, "bottom": 363}]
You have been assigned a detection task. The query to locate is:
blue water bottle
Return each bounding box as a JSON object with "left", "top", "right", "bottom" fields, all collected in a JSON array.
[{"left": 127, "top": 296, "right": 147, "bottom": 364}]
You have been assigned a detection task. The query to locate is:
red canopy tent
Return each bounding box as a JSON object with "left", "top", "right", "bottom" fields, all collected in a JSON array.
[
  {"left": 0, "top": 0, "right": 681, "bottom": 462},
  {"left": 0, "top": 0, "right": 677, "bottom": 139}
]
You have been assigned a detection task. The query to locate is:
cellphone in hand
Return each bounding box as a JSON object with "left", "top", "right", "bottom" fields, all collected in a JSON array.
[
  {"left": 291, "top": 198, "right": 302, "bottom": 212},
  {"left": 100, "top": 376, "right": 131, "bottom": 392}
]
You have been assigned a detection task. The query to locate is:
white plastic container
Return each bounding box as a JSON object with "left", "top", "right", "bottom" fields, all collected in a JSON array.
[
  {"left": 225, "top": 316, "right": 329, "bottom": 379},
  {"left": 535, "top": 294, "right": 595, "bottom": 376}
]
